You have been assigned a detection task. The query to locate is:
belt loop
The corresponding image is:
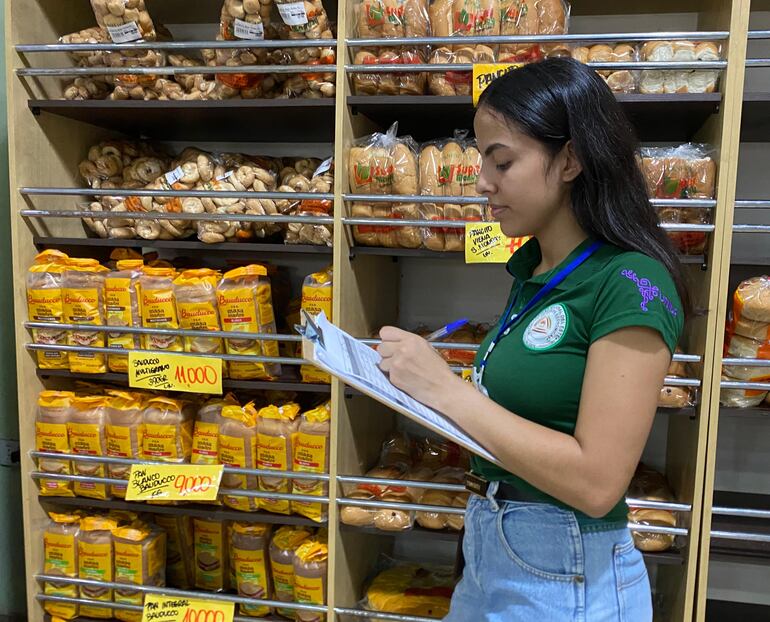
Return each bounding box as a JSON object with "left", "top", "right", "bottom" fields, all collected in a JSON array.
[{"left": 486, "top": 480, "right": 500, "bottom": 512}]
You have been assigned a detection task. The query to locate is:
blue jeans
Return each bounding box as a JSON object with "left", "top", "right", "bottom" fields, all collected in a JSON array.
[{"left": 444, "top": 486, "right": 652, "bottom": 621}]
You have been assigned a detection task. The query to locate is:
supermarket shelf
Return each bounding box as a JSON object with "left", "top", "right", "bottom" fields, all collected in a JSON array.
[
  {"left": 348, "top": 94, "right": 723, "bottom": 142},
  {"left": 709, "top": 491, "right": 770, "bottom": 565},
  {"left": 720, "top": 406, "right": 770, "bottom": 418},
  {"left": 28, "top": 99, "right": 336, "bottom": 142},
  {"left": 741, "top": 92, "right": 770, "bottom": 142},
  {"left": 36, "top": 369, "right": 332, "bottom": 394},
  {"left": 38, "top": 495, "right": 322, "bottom": 527},
  {"left": 705, "top": 601, "right": 770, "bottom": 621}
]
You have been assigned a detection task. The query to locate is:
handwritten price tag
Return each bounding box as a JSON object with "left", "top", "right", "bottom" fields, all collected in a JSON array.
[
  {"left": 465, "top": 222, "right": 530, "bottom": 264},
  {"left": 128, "top": 352, "right": 223, "bottom": 395},
  {"left": 125, "top": 464, "right": 224, "bottom": 502},
  {"left": 142, "top": 594, "right": 234, "bottom": 622},
  {"left": 472, "top": 63, "right": 522, "bottom": 106}
]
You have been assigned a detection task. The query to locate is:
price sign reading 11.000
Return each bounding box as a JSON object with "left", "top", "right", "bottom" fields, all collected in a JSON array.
[
  {"left": 128, "top": 351, "right": 223, "bottom": 395},
  {"left": 142, "top": 594, "right": 234, "bottom": 622}
]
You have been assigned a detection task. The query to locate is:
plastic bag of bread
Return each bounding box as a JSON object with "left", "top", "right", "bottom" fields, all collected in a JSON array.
[
  {"left": 293, "top": 535, "right": 328, "bottom": 622},
  {"left": 340, "top": 463, "right": 410, "bottom": 528},
  {"left": 194, "top": 518, "right": 229, "bottom": 592},
  {"left": 720, "top": 334, "right": 770, "bottom": 406},
  {"left": 413, "top": 436, "right": 469, "bottom": 470},
  {"left": 193, "top": 394, "right": 240, "bottom": 466},
  {"left": 27, "top": 251, "right": 70, "bottom": 370},
  {"left": 78, "top": 515, "right": 119, "bottom": 618},
  {"left": 139, "top": 266, "right": 184, "bottom": 352},
  {"left": 292, "top": 401, "right": 331, "bottom": 522},
  {"left": 627, "top": 464, "right": 677, "bottom": 552},
  {"left": 364, "top": 561, "right": 455, "bottom": 619},
  {"left": 36, "top": 391, "right": 76, "bottom": 497},
  {"left": 216, "top": 265, "right": 282, "bottom": 380},
  {"left": 727, "top": 276, "right": 770, "bottom": 340},
  {"left": 355, "top": 0, "right": 430, "bottom": 39},
  {"left": 62, "top": 258, "right": 109, "bottom": 374},
  {"left": 257, "top": 402, "right": 301, "bottom": 514},
  {"left": 154, "top": 515, "right": 195, "bottom": 589},
  {"left": 373, "top": 465, "right": 434, "bottom": 531},
  {"left": 104, "top": 259, "right": 143, "bottom": 372},
  {"left": 352, "top": 47, "right": 428, "bottom": 96},
  {"left": 273, "top": 0, "right": 332, "bottom": 41},
  {"left": 498, "top": 0, "right": 570, "bottom": 63},
  {"left": 720, "top": 374, "right": 768, "bottom": 408},
  {"left": 215, "top": 0, "right": 270, "bottom": 94},
  {"left": 285, "top": 160, "right": 335, "bottom": 246},
  {"left": 231, "top": 522, "right": 273, "bottom": 616},
  {"left": 427, "top": 45, "right": 495, "bottom": 97},
  {"left": 142, "top": 396, "right": 194, "bottom": 463},
  {"left": 90, "top": 0, "right": 157, "bottom": 42},
  {"left": 68, "top": 396, "right": 110, "bottom": 500},
  {"left": 105, "top": 390, "right": 145, "bottom": 497},
  {"left": 114, "top": 524, "right": 167, "bottom": 622},
  {"left": 571, "top": 43, "right": 637, "bottom": 93},
  {"left": 300, "top": 267, "right": 333, "bottom": 383},
  {"left": 269, "top": 526, "right": 313, "bottom": 617},
  {"left": 43, "top": 512, "right": 82, "bottom": 620},
  {"left": 173, "top": 269, "right": 225, "bottom": 356},
  {"left": 218, "top": 403, "right": 260, "bottom": 512},
  {"left": 415, "top": 467, "right": 467, "bottom": 530},
  {"left": 640, "top": 40, "right": 721, "bottom": 94}
]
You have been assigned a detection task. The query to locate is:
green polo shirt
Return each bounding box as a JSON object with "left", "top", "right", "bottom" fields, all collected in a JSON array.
[{"left": 471, "top": 237, "right": 684, "bottom": 531}]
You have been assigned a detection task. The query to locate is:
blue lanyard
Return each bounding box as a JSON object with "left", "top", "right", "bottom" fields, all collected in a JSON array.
[{"left": 476, "top": 240, "right": 604, "bottom": 378}]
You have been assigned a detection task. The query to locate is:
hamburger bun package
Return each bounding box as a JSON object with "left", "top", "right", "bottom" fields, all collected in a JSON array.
[
  {"left": 728, "top": 276, "right": 770, "bottom": 331},
  {"left": 68, "top": 395, "right": 110, "bottom": 500},
  {"left": 43, "top": 512, "right": 82, "bottom": 620},
  {"left": 36, "top": 391, "right": 76, "bottom": 497},
  {"left": 627, "top": 464, "right": 678, "bottom": 552},
  {"left": 231, "top": 522, "right": 273, "bottom": 617},
  {"left": 257, "top": 402, "right": 302, "bottom": 514},
  {"left": 270, "top": 525, "right": 313, "bottom": 617},
  {"left": 27, "top": 250, "right": 70, "bottom": 370},
  {"left": 104, "top": 259, "right": 143, "bottom": 373}
]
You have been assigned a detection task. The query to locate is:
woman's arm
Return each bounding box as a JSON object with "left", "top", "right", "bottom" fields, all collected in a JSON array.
[{"left": 378, "top": 325, "right": 671, "bottom": 518}]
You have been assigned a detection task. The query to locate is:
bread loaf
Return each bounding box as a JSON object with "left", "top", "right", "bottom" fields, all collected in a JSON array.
[
  {"left": 419, "top": 145, "right": 446, "bottom": 251},
  {"left": 36, "top": 391, "right": 76, "bottom": 497},
  {"left": 78, "top": 516, "right": 119, "bottom": 618},
  {"left": 231, "top": 523, "right": 272, "bottom": 616},
  {"left": 194, "top": 518, "right": 229, "bottom": 592},
  {"left": 300, "top": 267, "right": 333, "bottom": 383},
  {"left": 257, "top": 403, "right": 302, "bottom": 514},
  {"left": 733, "top": 276, "right": 770, "bottom": 324},
  {"left": 733, "top": 316, "right": 770, "bottom": 342},
  {"left": 269, "top": 526, "right": 313, "bottom": 617},
  {"left": 105, "top": 390, "right": 144, "bottom": 497},
  {"left": 62, "top": 258, "right": 109, "bottom": 374},
  {"left": 139, "top": 266, "right": 184, "bottom": 352},
  {"left": 142, "top": 396, "right": 194, "bottom": 463},
  {"left": 114, "top": 524, "right": 166, "bottom": 622},
  {"left": 43, "top": 512, "right": 81, "bottom": 620},
  {"left": 68, "top": 396, "right": 110, "bottom": 500},
  {"left": 105, "top": 259, "right": 143, "bottom": 372},
  {"left": 293, "top": 537, "right": 328, "bottom": 622},
  {"left": 416, "top": 467, "right": 466, "bottom": 530},
  {"left": 365, "top": 563, "right": 454, "bottom": 618},
  {"left": 27, "top": 250, "right": 71, "bottom": 370},
  {"left": 192, "top": 395, "right": 240, "bottom": 466},
  {"left": 153, "top": 515, "right": 195, "bottom": 589},
  {"left": 292, "top": 402, "right": 332, "bottom": 522},
  {"left": 219, "top": 403, "right": 260, "bottom": 512},
  {"left": 627, "top": 464, "right": 677, "bottom": 552},
  {"left": 173, "top": 268, "right": 224, "bottom": 355}
]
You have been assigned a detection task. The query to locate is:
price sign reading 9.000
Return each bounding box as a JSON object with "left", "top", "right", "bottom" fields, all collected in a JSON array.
[
  {"left": 125, "top": 464, "right": 224, "bottom": 502},
  {"left": 128, "top": 352, "right": 223, "bottom": 395},
  {"left": 142, "top": 595, "right": 234, "bottom": 622}
]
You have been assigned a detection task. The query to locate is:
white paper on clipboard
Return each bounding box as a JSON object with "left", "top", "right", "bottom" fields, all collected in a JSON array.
[{"left": 297, "top": 311, "right": 501, "bottom": 466}]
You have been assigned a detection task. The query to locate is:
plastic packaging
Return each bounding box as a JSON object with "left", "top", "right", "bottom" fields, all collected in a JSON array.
[
  {"left": 105, "top": 390, "right": 145, "bottom": 497},
  {"left": 727, "top": 276, "right": 770, "bottom": 331},
  {"left": 90, "top": 0, "right": 158, "bottom": 42},
  {"left": 270, "top": 526, "right": 313, "bottom": 617},
  {"left": 640, "top": 40, "right": 721, "bottom": 95},
  {"left": 142, "top": 396, "right": 194, "bottom": 463},
  {"left": 62, "top": 258, "right": 109, "bottom": 374},
  {"left": 139, "top": 266, "right": 183, "bottom": 351},
  {"left": 364, "top": 560, "right": 455, "bottom": 618},
  {"left": 658, "top": 348, "right": 692, "bottom": 408},
  {"left": 173, "top": 268, "right": 225, "bottom": 355},
  {"left": 627, "top": 464, "right": 677, "bottom": 552},
  {"left": 219, "top": 403, "right": 260, "bottom": 512},
  {"left": 192, "top": 395, "right": 240, "bottom": 466},
  {"left": 257, "top": 402, "right": 302, "bottom": 514},
  {"left": 415, "top": 467, "right": 468, "bottom": 530},
  {"left": 293, "top": 536, "right": 328, "bottom": 622},
  {"left": 114, "top": 524, "right": 167, "bottom": 622},
  {"left": 36, "top": 391, "right": 76, "bottom": 497},
  {"left": 105, "top": 259, "right": 143, "bottom": 372},
  {"left": 231, "top": 522, "right": 273, "bottom": 616},
  {"left": 217, "top": 265, "right": 281, "bottom": 380},
  {"left": 78, "top": 516, "right": 119, "bottom": 618},
  {"left": 571, "top": 43, "right": 637, "bottom": 93},
  {"left": 215, "top": 0, "right": 270, "bottom": 94},
  {"left": 498, "top": 0, "right": 571, "bottom": 63},
  {"left": 273, "top": 0, "right": 333, "bottom": 41},
  {"left": 194, "top": 518, "right": 229, "bottom": 592},
  {"left": 68, "top": 396, "right": 110, "bottom": 500},
  {"left": 285, "top": 159, "right": 335, "bottom": 246},
  {"left": 153, "top": 515, "right": 196, "bottom": 589},
  {"left": 292, "top": 401, "right": 331, "bottom": 522},
  {"left": 300, "top": 267, "right": 333, "bottom": 383},
  {"left": 43, "top": 512, "right": 82, "bottom": 620}
]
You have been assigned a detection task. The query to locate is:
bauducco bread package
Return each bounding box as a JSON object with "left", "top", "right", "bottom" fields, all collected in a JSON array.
[
  {"left": 364, "top": 560, "right": 455, "bottom": 619},
  {"left": 78, "top": 515, "right": 119, "bottom": 618},
  {"left": 43, "top": 512, "right": 81, "bottom": 620},
  {"left": 173, "top": 269, "right": 225, "bottom": 356},
  {"left": 293, "top": 535, "right": 329, "bottom": 622},
  {"left": 194, "top": 518, "right": 229, "bottom": 592},
  {"left": 257, "top": 402, "right": 302, "bottom": 514},
  {"left": 153, "top": 514, "right": 195, "bottom": 589},
  {"left": 68, "top": 395, "right": 110, "bottom": 500},
  {"left": 231, "top": 522, "right": 273, "bottom": 617},
  {"left": 292, "top": 401, "right": 332, "bottom": 522},
  {"left": 105, "top": 390, "right": 144, "bottom": 497},
  {"left": 113, "top": 524, "right": 167, "bottom": 622},
  {"left": 104, "top": 259, "right": 143, "bottom": 373},
  {"left": 142, "top": 396, "right": 194, "bottom": 463},
  {"left": 217, "top": 265, "right": 281, "bottom": 380},
  {"left": 639, "top": 40, "right": 721, "bottom": 95},
  {"left": 218, "top": 403, "right": 260, "bottom": 512},
  {"left": 27, "top": 250, "right": 70, "bottom": 370},
  {"left": 139, "top": 266, "right": 184, "bottom": 352},
  {"left": 36, "top": 391, "right": 76, "bottom": 497},
  {"left": 192, "top": 394, "right": 240, "bottom": 466},
  {"left": 300, "top": 267, "right": 333, "bottom": 383},
  {"left": 62, "top": 258, "right": 110, "bottom": 374},
  {"left": 627, "top": 464, "right": 678, "bottom": 553},
  {"left": 270, "top": 525, "right": 313, "bottom": 617}
]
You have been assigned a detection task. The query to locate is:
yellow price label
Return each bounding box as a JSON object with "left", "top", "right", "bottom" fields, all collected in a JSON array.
[
  {"left": 142, "top": 594, "right": 234, "bottom": 622},
  {"left": 128, "top": 351, "right": 223, "bottom": 395},
  {"left": 465, "top": 222, "right": 530, "bottom": 263},
  {"left": 125, "top": 464, "right": 224, "bottom": 502},
  {"left": 472, "top": 63, "right": 522, "bottom": 106}
]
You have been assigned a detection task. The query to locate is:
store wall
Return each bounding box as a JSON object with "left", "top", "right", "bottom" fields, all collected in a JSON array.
[{"left": 0, "top": 7, "right": 26, "bottom": 618}]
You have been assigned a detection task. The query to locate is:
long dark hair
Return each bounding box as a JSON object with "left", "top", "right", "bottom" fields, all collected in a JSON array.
[{"left": 478, "top": 57, "right": 690, "bottom": 315}]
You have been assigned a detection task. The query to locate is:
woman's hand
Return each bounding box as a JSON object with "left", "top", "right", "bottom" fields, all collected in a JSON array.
[{"left": 377, "top": 326, "right": 467, "bottom": 412}]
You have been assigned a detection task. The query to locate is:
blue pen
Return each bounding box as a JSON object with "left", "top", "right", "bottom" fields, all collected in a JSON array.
[{"left": 425, "top": 319, "right": 470, "bottom": 342}]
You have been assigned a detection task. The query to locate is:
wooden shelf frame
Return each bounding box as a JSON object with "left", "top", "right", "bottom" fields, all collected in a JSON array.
[{"left": 4, "top": 1, "right": 758, "bottom": 621}]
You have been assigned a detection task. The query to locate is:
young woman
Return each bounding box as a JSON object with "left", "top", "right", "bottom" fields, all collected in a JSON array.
[{"left": 377, "top": 58, "right": 686, "bottom": 621}]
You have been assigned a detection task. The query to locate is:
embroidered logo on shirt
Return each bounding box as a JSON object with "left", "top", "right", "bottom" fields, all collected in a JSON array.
[
  {"left": 523, "top": 304, "right": 569, "bottom": 351},
  {"left": 621, "top": 269, "right": 678, "bottom": 317}
]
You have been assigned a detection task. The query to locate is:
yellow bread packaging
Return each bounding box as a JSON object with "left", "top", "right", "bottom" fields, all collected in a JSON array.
[
  {"left": 62, "top": 258, "right": 109, "bottom": 373},
  {"left": 292, "top": 401, "right": 331, "bottom": 522},
  {"left": 114, "top": 523, "right": 167, "bottom": 622},
  {"left": 192, "top": 394, "right": 239, "bottom": 466},
  {"left": 68, "top": 395, "right": 110, "bottom": 500},
  {"left": 293, "top": 537, "right": 329, "bottom": 622},
  {"left": 153, "top": 514, "right": 195, "bottom": 589},
  {"left": 142, "top": 396, "right": 193, "bottom": 463},
  {"left": 36, "top": 391, "right": 76, "bottom": 497},
  {"left": 43, "top": 512, "right": 81, "bottom": 620},
  {"left": 231, "top": 522, "right": 272, "bottom": 617},
  {"left": 139, "top": 266, "right": 183, "bottom": 352},
  {"left": 105, "top": 259, "right": 144, "bottom": 373},
  {"left": 216, "top": 265, "right": 281, "bottom": 380},
  {"left": 105, "top": 391, "right": 145, "bottom": 498},
  {"left": 78, "top": 516, "right": 119, "bottom": 618},
  {"left": 173, "top": 269, "right": 225, "bottom": 356},
  {"left": 257, "top": 403, "right": 301, "bottom": 514},
  {"left": 269, "top": 526, "right": 313, "bottom": 618},
  {"left": 300, "top": 267, "right": 333, "bottom": 383},
  {"left": 27, "top": 250, "right": 70, "bottom": 369},
  {"left": 218, "top": 403, "right": 259, "bottom": 512},
  {"left": 193, "top": 518, "right": 229, "bottom": 592},
  {"left": 364, "top": 563, "right": 455, "bottom": 619}
]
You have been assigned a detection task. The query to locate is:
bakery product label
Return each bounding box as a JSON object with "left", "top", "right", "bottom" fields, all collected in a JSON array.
[
  {"left": 107, "top": 21, "right": 142, "bottom": 43},
  {"left": 234, "top": 18, "right": 265, "bottom": 40},
  {"left": 278, "top": 1, "right": 309, "bottom": 26},
  {"left": 523, "top": 304, "right": 569, "bottom": 351}
]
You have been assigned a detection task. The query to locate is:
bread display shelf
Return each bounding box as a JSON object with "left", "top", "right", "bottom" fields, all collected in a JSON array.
[
  {"left": 43, "top": 612, "right": 289, "bottom": 622},
  {"left": 347, "top": 94, "right": 723, "bottom": 142},
  {"left": 39, "top": 495, "right": 322, "bottom": 528},
  {"left": 740, "top": 92, "right": 770, "bottom": 142},
  {"left": 28, "top": 99, "right": 336, "bottom": 142},
  {"left": 333, "top": 607, "right": 443, "bottom": 622}
]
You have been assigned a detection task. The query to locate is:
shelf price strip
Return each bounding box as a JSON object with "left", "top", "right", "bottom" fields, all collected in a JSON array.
[
  {"left": 128, "top": 351, "right": 223, "bottom": 394},
  {"left": 465, "top": 222, "right": 530, "bottom": 263},
  {"left": 125, "top": 464, "right": 224, "bottom": 502},
  {"left": 142, "top": 594, "right": 234, "bottom": 622}
]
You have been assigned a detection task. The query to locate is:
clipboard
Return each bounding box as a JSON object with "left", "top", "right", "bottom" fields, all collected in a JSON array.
[{"left": 296, "top": 310, "right": 502, "bottom": 466}]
